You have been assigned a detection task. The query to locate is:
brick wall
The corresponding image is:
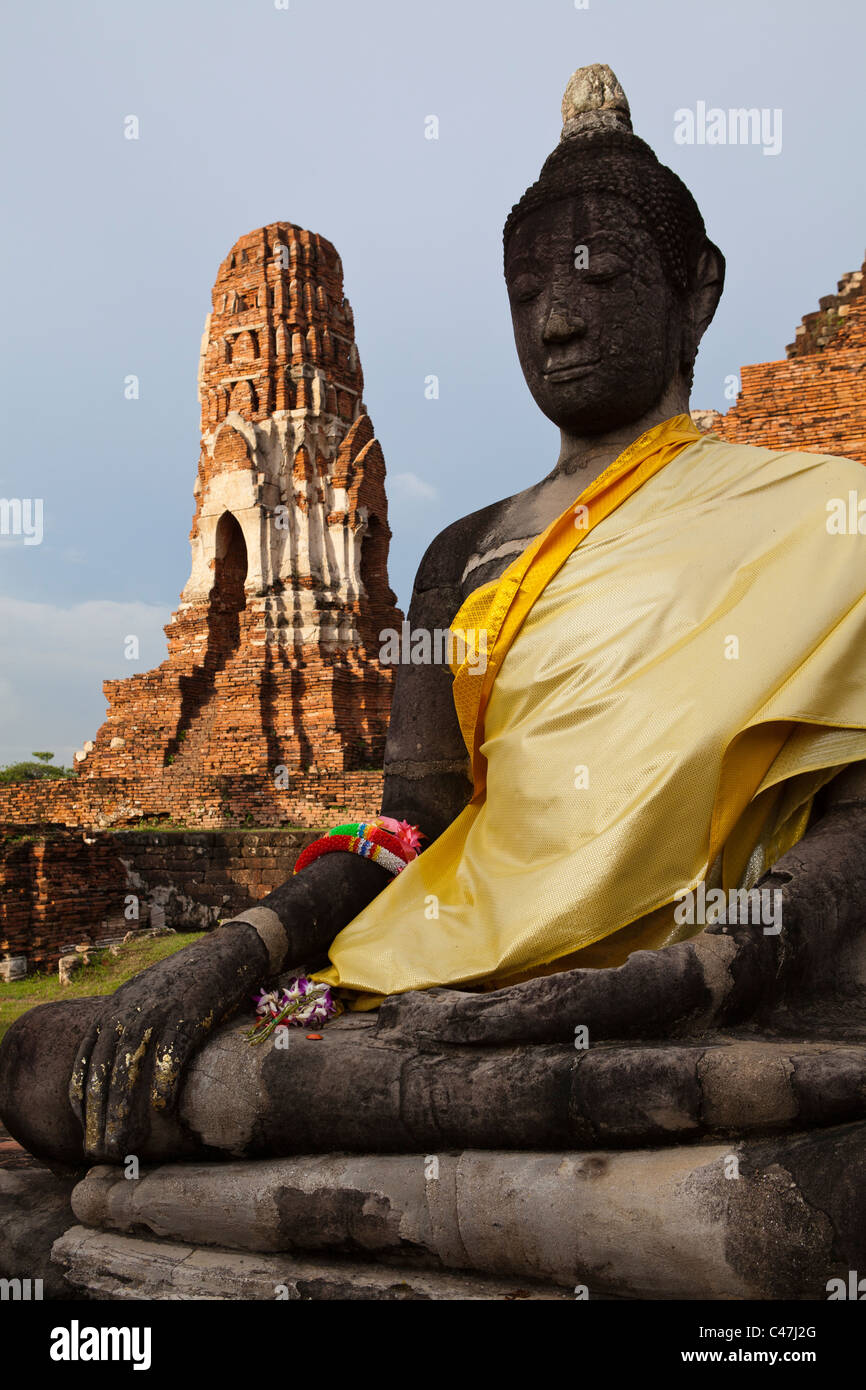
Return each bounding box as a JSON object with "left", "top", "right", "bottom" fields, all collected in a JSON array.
[
  {"left": 0, "top": 769, "right": 385, "bottom": 832},
  {"left": 0, "top": 826, "right": 322, "bottom": 970},
  {"left": 1, "top": 829, "right": 130, "bottom": 968},
  {"left": 695, "top": 257, "right": 866, "bottom": 463}
]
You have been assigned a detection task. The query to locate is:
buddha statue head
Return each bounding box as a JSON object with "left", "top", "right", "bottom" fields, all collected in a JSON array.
[{"left": 503, "top": 63, "right": 726, "bottom": 434}]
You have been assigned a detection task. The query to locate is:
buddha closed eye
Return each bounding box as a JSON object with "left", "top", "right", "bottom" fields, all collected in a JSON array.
[
  {"left": 576, "top": 234, "right": 634, "bottom": 281},
  {"left": 506, "top": 236, "right": 632, "bottom": 304},
  {"left": 506, "top": 257, "right": 544, "bottom": 303}
]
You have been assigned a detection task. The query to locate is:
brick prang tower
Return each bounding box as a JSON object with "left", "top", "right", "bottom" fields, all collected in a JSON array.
[
  {"left": 80, "top": 223, "right": 403, "bottom": 807},
  {"left": 694, "top": 255, "right": 866, "bottom": 464}
]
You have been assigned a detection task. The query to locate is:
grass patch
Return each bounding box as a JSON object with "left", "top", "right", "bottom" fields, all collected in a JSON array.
[{"left": 0, "top": 932, "right": 204, "bottom": 1044}]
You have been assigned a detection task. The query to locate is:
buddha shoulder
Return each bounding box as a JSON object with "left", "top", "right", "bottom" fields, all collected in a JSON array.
[
  {"left": 413, "top": 488, "right": 541, "bottom": 598},
  {"left": 411, "top": 492, "right": 536, "bottom": 594}
]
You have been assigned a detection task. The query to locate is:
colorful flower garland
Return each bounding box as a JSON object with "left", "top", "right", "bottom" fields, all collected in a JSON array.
[
  {"left": 292, "top": 816, "right": 425, "bottom": 878},
  {"left": 243, "top": 975, "right": 342, "bottom": 1043},
  {"left": 243, "top": 816, "right": 425, "bottom": 1045}
]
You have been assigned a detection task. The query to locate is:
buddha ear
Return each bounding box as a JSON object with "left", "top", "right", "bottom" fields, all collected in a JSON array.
[
  {"left": 689, "top": 240, "right": 726, "bottom": 345},
  {"left": 679, "top": 240, "right": 725, "bottom": 382}
]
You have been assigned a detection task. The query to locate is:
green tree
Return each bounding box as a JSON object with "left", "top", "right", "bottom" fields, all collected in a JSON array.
[{"left": 0, "top": 751, "right": 73, "bottom": 784}]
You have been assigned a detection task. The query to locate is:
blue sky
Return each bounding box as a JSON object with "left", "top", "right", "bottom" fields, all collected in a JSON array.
[{"left": 1, "top": 0, "right": 863, "bottom": 765}]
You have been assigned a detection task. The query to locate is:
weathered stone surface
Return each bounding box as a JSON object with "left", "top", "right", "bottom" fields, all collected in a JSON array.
[
  {"left": 63, "top": 1122, "right": 866, "bottom": 1300},
  {"left": 0, "top": 1166, "right": 79, "bottom": 1300},
  {"left": 61, "top": 1147, "right": 751, "bottom": 1297},
  {"left": 0, "top": 955, "right": 27, "bottom": 982},
  {"left": 7, "top": 984, "right": 866, "bottom": 1170},
  {"left": 561, "top": 62, "right": 632, "bottom": 139},
  {"left": 58, "top": 954, "right": 86, "bottom": 985},
  {"left": 144, "top": 1029, "right": 866, "bottom": 1156},
  {"left": 52, "top": 1226, "right": 567, "bottom": 1301}
]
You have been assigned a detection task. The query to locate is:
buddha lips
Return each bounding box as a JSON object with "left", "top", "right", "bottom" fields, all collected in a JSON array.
[{"left": 293, "top": 818, "right": 425, "bottom": 879}]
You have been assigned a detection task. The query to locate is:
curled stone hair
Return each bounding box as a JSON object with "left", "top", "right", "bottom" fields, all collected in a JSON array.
[{"left": 504, "top": 64, "right": 724, "bottom": 302}]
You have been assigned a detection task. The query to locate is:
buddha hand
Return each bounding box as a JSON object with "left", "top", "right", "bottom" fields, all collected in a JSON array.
[
  {"left": 68, "top": 920, "right": 271, "bottom": 1161},
  {"left": 374, "top": 796, "right": 866, "bottom": 1047}
]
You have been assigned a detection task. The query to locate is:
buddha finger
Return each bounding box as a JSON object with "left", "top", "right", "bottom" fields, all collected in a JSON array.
[
  {"left": 150, "top": 1011, "right": 219, "bottom": 1116},
  {"left": 80, "top": 1019, "right": 131, "bottom": 1158},
  {"left": 68, "top": 1016, "right": 102, "bottom": 1132},
  {"left": 99, "top": 1023, "right": 158, "bottom": 1162},
  {"left": 377, "top": 929, "right": 749, "bottom": 1047}
]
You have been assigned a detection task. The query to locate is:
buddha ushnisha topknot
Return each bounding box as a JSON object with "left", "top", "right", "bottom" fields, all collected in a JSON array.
[{"left": 504, "top": 64, "right": 720, "bottom": 300}]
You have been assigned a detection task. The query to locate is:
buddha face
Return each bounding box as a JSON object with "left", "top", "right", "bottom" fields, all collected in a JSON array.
[{"left": 505, "top": 192, "right": 687, "bottom": 434}]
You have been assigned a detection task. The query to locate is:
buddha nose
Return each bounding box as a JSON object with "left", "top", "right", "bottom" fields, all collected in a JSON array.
[{"left": 542, "top": 306, "right": 587, "bottom": 343}]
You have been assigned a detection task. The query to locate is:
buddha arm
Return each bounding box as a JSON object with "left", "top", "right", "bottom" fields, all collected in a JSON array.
[
  {"left": 223, "top": 533, "right": 473, "bottom": 976},
  {"left": 814, "top": 759, "right": 866, "bottom": 816},
  {"left": 378, "top": 552, "right": 474, "bottom": 843}
]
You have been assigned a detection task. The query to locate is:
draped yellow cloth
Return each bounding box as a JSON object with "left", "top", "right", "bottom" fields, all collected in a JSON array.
[{"left": 314, "top": 416, "right": 866, "bottom": 1004}]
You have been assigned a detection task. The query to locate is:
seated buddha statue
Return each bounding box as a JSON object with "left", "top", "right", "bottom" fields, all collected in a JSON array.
[{"left": 3, "top": 63, "right": 866, "bottom": 1174}]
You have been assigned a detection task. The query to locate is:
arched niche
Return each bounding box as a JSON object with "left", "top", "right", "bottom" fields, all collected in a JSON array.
[
  {"left": 212, "top": 511, "right": 248, "bottom": 616},
  {"left": 360, "top": 513, "right": 387, "bottom": 599}
]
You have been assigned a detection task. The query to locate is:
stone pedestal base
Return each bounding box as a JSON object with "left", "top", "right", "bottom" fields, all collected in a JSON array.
[
  {"left": 51, "top": 1227, "right": 567, "bottom": 1300},
  {"left": 41, "top": 1122, "right": 866, "bottom": 1300}
]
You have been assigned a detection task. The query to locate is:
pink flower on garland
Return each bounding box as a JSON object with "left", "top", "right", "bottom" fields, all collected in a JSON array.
[{"left": 376, "top": 817, "right": 425, "bottom": 858}]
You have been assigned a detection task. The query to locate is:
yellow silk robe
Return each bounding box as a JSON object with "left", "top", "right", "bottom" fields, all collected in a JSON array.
[{"left": 315, "top": 416, "right": 866, "bottom": 1003}]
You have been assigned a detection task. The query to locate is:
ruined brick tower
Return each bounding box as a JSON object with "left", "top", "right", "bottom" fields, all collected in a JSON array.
[
  {"left": 77, "top": 223, "right": 402, "bottom": 821},
  {"left": 694, "top": 254, "right": 866, "bottom": 463}
]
